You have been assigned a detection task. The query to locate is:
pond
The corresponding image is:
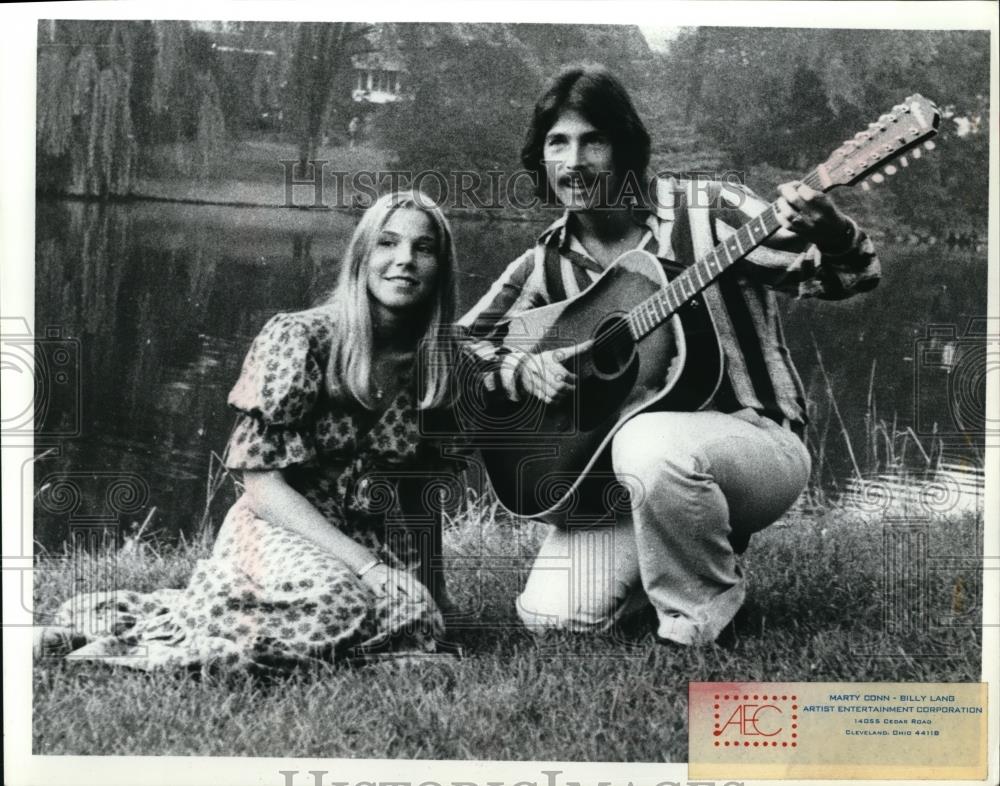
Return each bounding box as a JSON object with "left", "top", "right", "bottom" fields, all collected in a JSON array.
[{"left": 31, "top": 199, "right": 988, "bottom": 549}]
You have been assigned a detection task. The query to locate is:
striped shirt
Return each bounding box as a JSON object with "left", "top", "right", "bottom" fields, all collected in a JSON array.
[{"left": 457, "top": 177, "right": 880, "bottom": 427}]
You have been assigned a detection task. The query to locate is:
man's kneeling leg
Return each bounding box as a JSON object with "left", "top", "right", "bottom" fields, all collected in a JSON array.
[{"left": 516, "top": 518, "right": 647, "bottom": 632}]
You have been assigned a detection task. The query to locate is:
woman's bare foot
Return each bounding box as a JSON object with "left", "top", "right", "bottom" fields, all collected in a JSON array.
[{"left": 33, "top": 626, "right": 87, "bottom": 659}]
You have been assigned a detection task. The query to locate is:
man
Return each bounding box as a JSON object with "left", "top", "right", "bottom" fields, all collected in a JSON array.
[{"left": 458, "top": 65, "right": 879, "bottom": 646}]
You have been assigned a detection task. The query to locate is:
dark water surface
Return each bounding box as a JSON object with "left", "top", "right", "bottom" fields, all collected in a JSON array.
[{"left": 32, "top": 199, "right": 987, "bottom": 549}]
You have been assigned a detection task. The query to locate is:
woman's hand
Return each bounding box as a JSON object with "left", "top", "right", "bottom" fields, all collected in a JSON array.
[
  {"left": 358, "top": 563, "right": 439, "bottom": 637},
  {"left": 515, "top": 339, "right": 593, "bottom": 404},
  {"left": 243, "top": 470, "right": 387, "bottom": 569},
  {"left": 775, "top": 181, "right": 856, "bottom": 253},
  {"left": 359, "top": 562, "right": 427, "bottom": 600}
]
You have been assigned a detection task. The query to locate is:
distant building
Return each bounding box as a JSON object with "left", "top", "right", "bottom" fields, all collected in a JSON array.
[{"left": 350, "top": 53, "right": 405, "bottom": 104}]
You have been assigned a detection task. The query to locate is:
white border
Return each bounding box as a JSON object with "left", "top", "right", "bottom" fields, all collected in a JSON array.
[{"left": 3, "top": 3, "right": 997, "bottom": 786}]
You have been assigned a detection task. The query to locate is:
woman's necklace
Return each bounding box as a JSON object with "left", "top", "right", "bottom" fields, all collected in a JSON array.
[{"left": 371, "top": 349, "right": 415, "bottom": 403}]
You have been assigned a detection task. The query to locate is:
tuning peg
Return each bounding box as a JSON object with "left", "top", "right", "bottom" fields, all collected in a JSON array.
[
  {"left": 871, "top": 173, "right": 885, "bottom": 184},
  {"left": 898, "top": 155, "right": 908, "bottom": 167},
  {"left": 924, "top": 140, "right": 936, "bottom": 151},
  {"left": 884, "top": 165, "right": 897, "bottom": 175},
  {"left": 912, "top": 148, "right": 922, "bottom": 159}
]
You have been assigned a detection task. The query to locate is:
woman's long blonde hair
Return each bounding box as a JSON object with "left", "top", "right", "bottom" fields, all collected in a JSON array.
[{"left": 325, "top": 190, "right": 457, "bottom": 410}]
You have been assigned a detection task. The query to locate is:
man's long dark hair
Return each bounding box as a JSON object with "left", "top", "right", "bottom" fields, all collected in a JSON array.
[{"left": 521, "top": 65, "right": 651, "bottom": 202}]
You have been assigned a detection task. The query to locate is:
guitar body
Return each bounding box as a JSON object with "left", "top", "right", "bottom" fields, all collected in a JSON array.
[{"left": 476, "top": 250, "right": 724, "bottom": 519}]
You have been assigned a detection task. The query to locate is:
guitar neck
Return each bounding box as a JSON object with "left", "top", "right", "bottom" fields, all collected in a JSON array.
[{"left": 627, "top": 168, "right": 824, "bottom": 340}]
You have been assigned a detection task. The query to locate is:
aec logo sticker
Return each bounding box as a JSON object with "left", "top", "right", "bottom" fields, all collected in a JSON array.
[{"left": 712, "top": 692, "right": 799, "bottom": 749}]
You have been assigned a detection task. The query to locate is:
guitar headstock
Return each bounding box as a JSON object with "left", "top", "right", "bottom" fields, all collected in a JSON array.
[{"left": 819, "top": 94, "right": 940, "bottom": 190}]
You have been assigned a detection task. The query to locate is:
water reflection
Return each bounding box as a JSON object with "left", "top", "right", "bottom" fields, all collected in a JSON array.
[{"left": 32, "top": 199, "right": 988, "bottom": 548}]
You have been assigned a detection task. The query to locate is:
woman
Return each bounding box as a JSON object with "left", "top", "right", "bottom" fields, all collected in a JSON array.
[{"left": 43, "top": 191, "right": 460, "bottom": 670}]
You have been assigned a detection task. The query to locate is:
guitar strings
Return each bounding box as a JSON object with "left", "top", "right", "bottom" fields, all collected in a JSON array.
[
  {"left": 587, "top": 169, "right": 825, "bottom": 357},
  {"left": 583, "top": 108, "right": 937, "bottom": 356}
]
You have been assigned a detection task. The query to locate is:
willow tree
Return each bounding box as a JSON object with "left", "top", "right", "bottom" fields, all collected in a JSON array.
[
  {"left": 36, "top": 20, "right": 230, "bottom": 195},
  {"left": 36, "top": 21, "right": 139, "bottom": 195}
]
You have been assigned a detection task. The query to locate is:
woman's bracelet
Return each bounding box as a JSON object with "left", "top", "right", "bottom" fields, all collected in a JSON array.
[{"left": 356, "top": 558, "right": 385, "bottom": 579}]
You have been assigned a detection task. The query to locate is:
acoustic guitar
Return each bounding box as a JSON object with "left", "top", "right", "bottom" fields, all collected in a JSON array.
[{"left": 470, "top": 95, "right": 940, "bottom": 519}]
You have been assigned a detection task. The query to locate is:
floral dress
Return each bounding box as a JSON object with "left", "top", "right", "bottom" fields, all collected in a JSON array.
[{"left": 55, "top": 307, "right": 448, "bottom": 670}]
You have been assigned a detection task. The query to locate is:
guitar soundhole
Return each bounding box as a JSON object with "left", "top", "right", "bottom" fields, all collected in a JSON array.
[{"left": 590, "top": 315, "right": 636, "bottom": 379}]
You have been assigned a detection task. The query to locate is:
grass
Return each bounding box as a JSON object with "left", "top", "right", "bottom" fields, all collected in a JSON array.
[
  {"left": 32, "top": 354, "right": 984, "bottom": 759},
  {"left": 130, "top": 137, "right": 393, "bottom": 209},
  {"left": 32, "top": 495, "right": 982, "bottom": 760}
]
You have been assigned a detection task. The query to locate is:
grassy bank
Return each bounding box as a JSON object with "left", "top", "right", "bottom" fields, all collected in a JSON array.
[
  {"left": 126, "top": 139, "right": 391, "bottom": 210},
  {"left": 33, "top": 500, "right": 982, "bottom": 760}
]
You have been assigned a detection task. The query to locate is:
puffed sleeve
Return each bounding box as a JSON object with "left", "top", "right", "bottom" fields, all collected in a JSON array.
[{"left": 224, "top": 312, "right": 326, "bottom": 471}]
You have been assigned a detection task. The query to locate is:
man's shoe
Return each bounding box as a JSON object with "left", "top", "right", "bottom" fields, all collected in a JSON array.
[{"left": 653, "top": 633, "right": 689, "bottom": 651}]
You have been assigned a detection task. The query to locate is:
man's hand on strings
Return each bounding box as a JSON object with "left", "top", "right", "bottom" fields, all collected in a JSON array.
[
  {"left": 776, "top": 181, "right": 856, "bottom": 253},
  {"left": 516, "top": 339, "right": 593, "bottom": 404}
]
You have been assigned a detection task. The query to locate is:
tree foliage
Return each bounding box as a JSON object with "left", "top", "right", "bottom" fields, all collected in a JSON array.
[
  {"left": 37, "top": 20, "right": 230, "bottom": 194},
  {"left": 36, "top": 20, "right": 377, "bottom": 194},
  {"left": 376, "top": 24, "right": 542, "bottom": 176},
  {"left": 34, "top": 22, "right": 990, "bottom": 234},
  {"left": 36, "top": 22, "right": 139, "bottom": 195},
  {"left": 661, "top": 28, "right": 990, "bottom": 234},
  {"left": 286, "top": 22, "right": 370, "bottom": 167},
  {"left": 376, "top": 23, "right": 653, "bottom": 205}
]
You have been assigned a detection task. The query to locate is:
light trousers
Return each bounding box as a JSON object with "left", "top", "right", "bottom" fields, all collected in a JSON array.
[{"left": 516, "top": 408, "right": 811, "bottom": 644}]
